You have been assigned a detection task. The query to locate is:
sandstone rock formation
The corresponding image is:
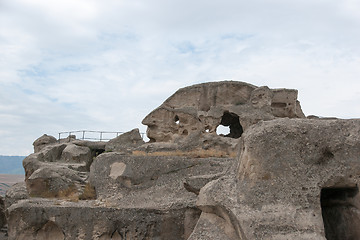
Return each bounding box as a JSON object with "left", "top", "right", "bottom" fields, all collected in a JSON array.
[
  {"left": 4, "top": 182, "right": 28, "bottom": 210},
  {"left": 105, "top": 128, "right": 145, "bottom": 153},
  {"left": 33, "top": 134, "right": 57, "bottom": 153},
  {"left": 190, "top": 118, "right": 360, "bottom": 240},
  {"left": 4, "top": 81, "right": 360, "bottom": 240},
  {"left": 142, "top": 81, "right": 304, "bottom": 156}
]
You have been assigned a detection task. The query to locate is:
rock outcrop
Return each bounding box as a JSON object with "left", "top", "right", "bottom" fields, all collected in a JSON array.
[
  {"left": 190, "top": 118, "right": 360, "bottom": 240},
  {"left": 142, "top": 81, "right": 304, "bottom": 156},
  {"left": 4, "top": 182, "right": 28, "bottom": 210},
  {"left": 5, "top": 81, "right": 360, "bottom": 240},
  {"left": 33, "top": 134, "right": 57, "bottom": 153},
  {"left": 105, "top": 128, "right": 145, "bottom": 153}
]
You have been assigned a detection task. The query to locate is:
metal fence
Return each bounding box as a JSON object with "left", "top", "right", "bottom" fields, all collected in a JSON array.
[{"left": 58, "top": 130, "right": 146, "bottom": 142}]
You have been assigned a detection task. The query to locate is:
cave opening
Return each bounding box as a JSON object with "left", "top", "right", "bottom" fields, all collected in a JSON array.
[
  {"left": 174, "top": 115, "right": 180, "bottom": 125},
  {"left": 216, "top": 111, "right": 243, "bottom": 138},
  {"left": 321, "top": 186, "right": 360, "bottom": 240}
]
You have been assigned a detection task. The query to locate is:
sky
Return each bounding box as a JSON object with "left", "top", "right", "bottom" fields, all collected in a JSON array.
[{"left": 1, "top": 0, "right": 360, "bottom": 156}]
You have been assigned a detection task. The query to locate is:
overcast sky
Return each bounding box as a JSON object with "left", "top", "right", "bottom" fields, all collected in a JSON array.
[{"left": 1, "top": 0, "right": 360, "bottom": 155}]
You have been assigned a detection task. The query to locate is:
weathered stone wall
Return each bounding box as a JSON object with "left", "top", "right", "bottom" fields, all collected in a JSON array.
[{"left": 7, "top": 200, "right": 199, "bottom": 240}]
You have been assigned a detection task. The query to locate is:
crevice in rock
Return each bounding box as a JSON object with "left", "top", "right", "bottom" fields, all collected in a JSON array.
[{"left": 200, "top": 205, "right": 247, "bottom": 240}]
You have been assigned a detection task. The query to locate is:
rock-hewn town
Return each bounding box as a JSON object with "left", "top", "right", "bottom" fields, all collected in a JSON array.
[{"left": 1, "top": 81, "right": 359, "bottom": 239}]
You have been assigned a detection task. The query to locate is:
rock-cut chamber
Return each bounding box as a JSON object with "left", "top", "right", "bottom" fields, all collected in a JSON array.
[{"left": 321, "top": 186, "right": 360, "bottom": 240}]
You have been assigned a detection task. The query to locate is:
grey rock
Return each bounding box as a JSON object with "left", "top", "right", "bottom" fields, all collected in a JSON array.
[
  {"left": 5, "top": 182, "right": 28, "bottom": 210},
  {"left": 26, "top": 166, "right": 83, "bottom": 197},
  {"left": 192, "top": 118, "right": 360, "bottom": 239},
  {"left": 184, "top": 173, "right": 224, "bottom": 195},
  {"left": 72, "top": 140, "right": 106, "bottom": 155},
  {"left": 10, "top": 81, "right": 360, "bottom": 240},
  {"left": 89, "top": 152, "right": 233, "bottom": 203},
  {"left": 36, "top": 143, "right": 67, "bottom": 163},
  {"left": 61, "top": 144, "right": 92, "bottom": 164},
  {"left": 33, "top": 134, "right": 57, "bottom": 153},
  {"left": 7, "top": 199, "right": 200, "bottom": 240},
  {"left": 142, "top": 81, "right": 304, "bottom": 157},
  {"left": 105, "top": 128, "right": 145, "bottom": 153}
]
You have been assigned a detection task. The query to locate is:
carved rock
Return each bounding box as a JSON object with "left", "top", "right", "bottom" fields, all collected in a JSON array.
[
  {"left": 8, "top": 81, "right": 360, "bottom": 240},
  {"left": 142, "top": 81, "right": 304, "bottom": 156},
  {"left": 190, "top": 118, "right": 360, "bottom": 239}
]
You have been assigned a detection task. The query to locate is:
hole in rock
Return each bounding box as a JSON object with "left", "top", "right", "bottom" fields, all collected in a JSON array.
[
  {"left": 321, "top": 186, "right": 360, "bottom": 240},
  {"left": 174, "top": 115, "right": 180, "bottom": 125},
  {"left": 216, "top": 125, "right": 230, "bottom": 136},
  {"left": 216, "top": 111, "right": 243, "bottom": 138}
]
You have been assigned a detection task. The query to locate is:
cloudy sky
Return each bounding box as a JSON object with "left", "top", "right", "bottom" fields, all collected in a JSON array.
[{"left": 1, "top": 0, "right": 360, "bottom": 155}]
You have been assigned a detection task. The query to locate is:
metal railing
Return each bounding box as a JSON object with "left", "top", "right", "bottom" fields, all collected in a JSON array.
[{"left": 58, "top": 130, "right": 146, "bottom": 142}]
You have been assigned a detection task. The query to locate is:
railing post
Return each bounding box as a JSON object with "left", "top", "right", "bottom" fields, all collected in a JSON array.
[
  {"left": 100, "top": 132, "right": 103, "bottom": 141},
  {"left": 82, "top": 131, "right": 85, "bottom": 140}
]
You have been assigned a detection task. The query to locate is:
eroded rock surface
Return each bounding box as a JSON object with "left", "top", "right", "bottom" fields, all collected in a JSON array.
[
  {"left": 7, "top": 199, "right": 200, "bottom": 240},
  {"left": 33, "top": 134, "right": 57, "bottom": 153},
  {"left": 105, "top": 128, "right": 145, "bottom": 153},
  {"left": 90, "top": 153, "right": 232, "bottom": 204},
  {"left": 4, "top": 182, "right": 28, "bottom": 210},
  {"left": 6, "top": 81, "right": 360, "bottom": 240},
  {"left": 190, "top": 118, "right": 360, "bottom": 240},
  {"left": 142, "top": 81, "right": 304, "bottom": 156}
]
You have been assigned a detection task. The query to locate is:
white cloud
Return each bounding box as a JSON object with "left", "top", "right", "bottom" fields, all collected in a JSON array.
[{"left": 0, "top": 0, "right": 360, "bottom": 155}]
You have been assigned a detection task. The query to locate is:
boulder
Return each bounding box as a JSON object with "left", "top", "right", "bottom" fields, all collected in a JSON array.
[
  {"left": 26, "top": 166, "right": 84, "bottom": 198},
  {"left": 33, "top": 134, "right": 57, "bottom": 153},
  {"left": 105, "top": 128, "right": 145, "bottom": 153},
  {"left": 22, "top": 137, "right": 94, "bottom": 199},
  {"left": 23, "top": 143, "right": 67, "bottom": 180},
  {"left": 5, "top": 182, "right": 29, "bottom": 210},
  {"left": 61, "top": 144, "right": 92, "bottom": 164},
  {"left": 190, "top": 118, "right": 360, "bottom": 239}
]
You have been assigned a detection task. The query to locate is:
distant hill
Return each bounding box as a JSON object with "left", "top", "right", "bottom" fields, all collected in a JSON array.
[{"left": 0, "top": 155, "right": 26, "bottom": 175}]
